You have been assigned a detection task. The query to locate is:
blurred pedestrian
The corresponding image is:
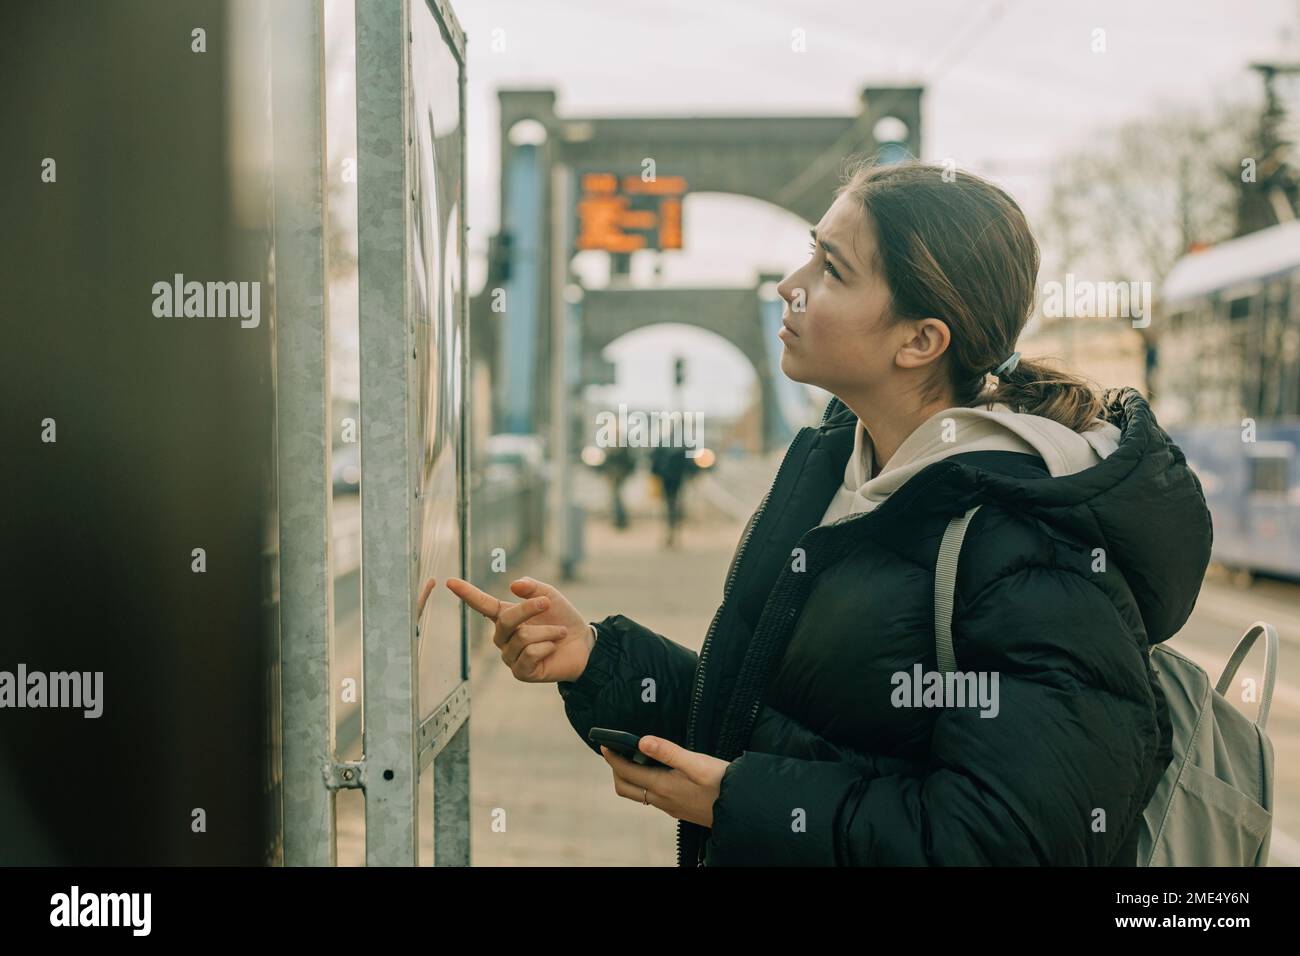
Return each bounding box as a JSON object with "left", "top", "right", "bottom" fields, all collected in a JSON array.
[
  {"left": 650, "top": 442, "right": 693, "bottom": 548},
  {"left": 601, "top": 443, "right": 634, "bottom": 530}
]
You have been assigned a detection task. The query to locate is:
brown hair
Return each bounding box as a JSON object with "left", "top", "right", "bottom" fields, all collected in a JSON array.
[{"left": 835, "top": 159, "right": 1105, "bottom": 432}]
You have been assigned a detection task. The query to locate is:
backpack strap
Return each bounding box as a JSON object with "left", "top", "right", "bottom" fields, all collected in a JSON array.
[
  {"left": 1214, "top": 621, "right": 1279, "bottom": 731},
  {"left": 934, "top": 505, "right": 982, "bottom": 674}
]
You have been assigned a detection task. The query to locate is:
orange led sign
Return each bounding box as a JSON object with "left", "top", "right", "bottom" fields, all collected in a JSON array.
[{"left": 575, "top": 170, "right": 687, "bottom": 252}]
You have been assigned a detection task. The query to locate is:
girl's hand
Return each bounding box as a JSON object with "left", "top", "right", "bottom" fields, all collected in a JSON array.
[
  {"left": 444, "top": 576, "right": 593, "bottom": 683},
  {"left": 600, "top": 736, "right": 730, "bottom": 828}
]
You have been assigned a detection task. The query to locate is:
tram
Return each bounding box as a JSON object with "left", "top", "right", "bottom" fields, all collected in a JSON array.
[{"left": 1154, "top": 220, "right": 1300, "bottom": 579}]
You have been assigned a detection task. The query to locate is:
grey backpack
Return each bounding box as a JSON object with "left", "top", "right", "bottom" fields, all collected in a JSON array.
[{"left": 935, "top": 505, "right": 1277, "bottom": 866}]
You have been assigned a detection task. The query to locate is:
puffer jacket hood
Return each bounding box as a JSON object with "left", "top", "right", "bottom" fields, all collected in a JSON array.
[
  {"left": 821, "top": 386, "right": 1211, "bottom": 644},
  {"left": 820, "top": 401, "right": 1121, "bottom": 525}
]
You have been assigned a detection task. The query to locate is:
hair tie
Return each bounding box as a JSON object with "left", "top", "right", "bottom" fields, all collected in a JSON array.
[{"left": 991, "top": 351, "right": 1021, "bottom": 378}]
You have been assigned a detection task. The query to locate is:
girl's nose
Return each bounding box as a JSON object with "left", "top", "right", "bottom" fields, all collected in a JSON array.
[{"left": 776, "top": 275, "right": 795, "bottom": 305}]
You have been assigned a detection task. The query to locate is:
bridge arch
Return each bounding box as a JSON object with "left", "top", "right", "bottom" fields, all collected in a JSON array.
[{"left": 474, "top": 84, "right": 922, "bottom": 445}]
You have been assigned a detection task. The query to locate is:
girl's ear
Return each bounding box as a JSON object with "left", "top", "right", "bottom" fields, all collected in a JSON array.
[{"left": 896, "top": 317, "right": 950, "bottom": 369}]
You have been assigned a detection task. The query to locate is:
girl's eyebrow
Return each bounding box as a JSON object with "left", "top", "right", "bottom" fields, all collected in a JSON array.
[{"left": 810, "top": 227, "right": 856, "bottom": 277}]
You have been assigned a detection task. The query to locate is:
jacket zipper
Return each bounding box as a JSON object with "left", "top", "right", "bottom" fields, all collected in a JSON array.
[{"left": 677, "top": 401, "right": 842, "bottom": 866}]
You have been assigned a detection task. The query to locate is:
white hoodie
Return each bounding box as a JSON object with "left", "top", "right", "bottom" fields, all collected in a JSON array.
[{"left": 818, "top": 401, "right": 1122, "bottom": 526}]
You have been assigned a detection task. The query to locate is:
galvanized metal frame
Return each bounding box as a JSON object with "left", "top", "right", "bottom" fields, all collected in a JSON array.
[
  {"left": 355, "top": 0, "right": 418, "bottom": 866},
  {"left": 272, "top": 0, "right": 336, "bottom": 867},
  {"left": 355, "top": 0, "right": 471, "bottom": 866},
  {"left": 275, "top": 0, "right": 469, "bottom": 868},
  {"left": 427, "top": 0, "right": 467, "bottom": 60}
]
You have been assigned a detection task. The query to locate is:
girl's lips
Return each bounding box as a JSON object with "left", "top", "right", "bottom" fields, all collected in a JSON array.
[{"left": 780, "top": 320, "right": 799, "bottom": 338}]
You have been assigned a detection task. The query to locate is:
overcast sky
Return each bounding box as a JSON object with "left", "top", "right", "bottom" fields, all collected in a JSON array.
[{"left": 455, "top": 0, "right": 1300, "bottom": 416}]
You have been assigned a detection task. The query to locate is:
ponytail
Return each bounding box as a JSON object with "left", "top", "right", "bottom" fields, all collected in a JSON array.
[{"left": 984, "top": 355, "right": 1106, "bottom": 432}]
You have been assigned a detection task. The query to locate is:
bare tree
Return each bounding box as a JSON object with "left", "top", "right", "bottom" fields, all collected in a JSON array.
[{"left": 1039, "top": 98, "right": 1256, "bottom": 286}]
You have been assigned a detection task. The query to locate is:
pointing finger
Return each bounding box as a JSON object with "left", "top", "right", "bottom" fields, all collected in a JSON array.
[{"left": 445, "top": 577, "right": 508, "bottom": 620}]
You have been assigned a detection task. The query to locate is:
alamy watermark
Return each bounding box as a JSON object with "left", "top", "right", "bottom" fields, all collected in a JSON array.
[
  {"left": 50, "top": 886, "right": 150, "bottom": 935},
  {"left": 1, "top": 665, "right": 103, "bottom": 718},
  {"left": 594, "top": 404, "right": 704, "bottom": 456},
  {"left": 891, "top": 663, "right": 999, "bottom": 718},
  {"left": 1040, "top": 273, "right": 1151, "bottom": 328},
  {"left": 152, "top": 273, "right": 261, "bottom": 328}
]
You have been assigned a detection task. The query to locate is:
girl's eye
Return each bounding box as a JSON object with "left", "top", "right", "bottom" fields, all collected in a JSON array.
[{"left": 809, "top": 240, "right": 839, "bottom": 280}]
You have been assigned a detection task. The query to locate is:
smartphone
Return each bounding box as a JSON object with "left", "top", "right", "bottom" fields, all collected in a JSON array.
[{"left": 588, "top": 727, "right": 669, "bottom": 768}]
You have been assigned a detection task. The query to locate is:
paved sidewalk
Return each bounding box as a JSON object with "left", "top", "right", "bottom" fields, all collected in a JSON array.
[{"left": 468, "top": 510, "right": 744, "bottom": 866}]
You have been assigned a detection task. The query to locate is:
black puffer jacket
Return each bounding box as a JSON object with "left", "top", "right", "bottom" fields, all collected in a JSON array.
[{"left": 557, "top": 388, "right": 1212, "bottom": 865}]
